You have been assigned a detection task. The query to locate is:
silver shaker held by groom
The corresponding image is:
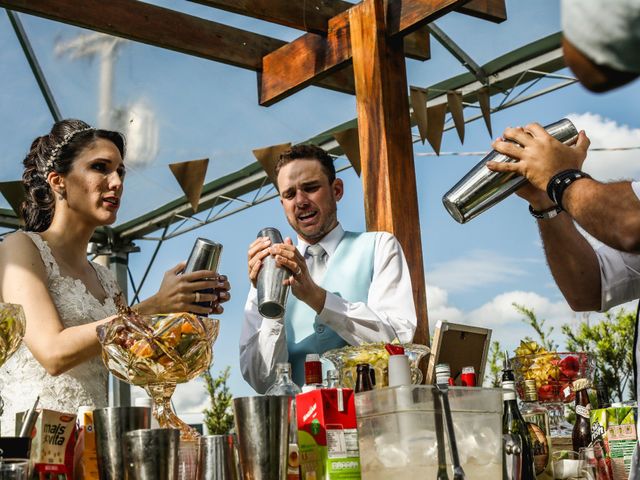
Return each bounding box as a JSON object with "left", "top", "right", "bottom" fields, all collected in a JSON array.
[
  {"left": 442, "top": 118, "right": 579, "bottom": 223},
  {"left": 256, "top": 227, "right": 290, "bottom": 318},
  {"left": 184, "top": 237, "right": 223, "bottom": 309}
]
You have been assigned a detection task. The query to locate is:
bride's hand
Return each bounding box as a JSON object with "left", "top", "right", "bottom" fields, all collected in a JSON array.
[{"left": 139, "top": 262, "right": 231, "bottom": 315}]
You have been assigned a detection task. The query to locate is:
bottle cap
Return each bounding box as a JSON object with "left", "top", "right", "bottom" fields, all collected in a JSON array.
[
  {"left": 276, "top": 362, "right": 292, "bottom": 374},
  {"left": 305, "top": 353, "right": 320, "bottom": 362},
  {"left": 461, "top": 366, "right": 475, "bottom": 374},
  {"left": 572, "top": 378, "right": 591, "bottom": 391},
  {"left": 523, "top": 379, "right": 538, "bottom": 401}
]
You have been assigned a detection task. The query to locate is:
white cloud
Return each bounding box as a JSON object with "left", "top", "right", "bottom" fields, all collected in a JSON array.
[
  {"left": 427, "top": 250, "right": 533, "bottom": 293},
  {"left": 428, "top": 283, "right": 638, "bottom": 354},
  {"left": 568, "top": 112, "right": 640, "bottom": 181}
]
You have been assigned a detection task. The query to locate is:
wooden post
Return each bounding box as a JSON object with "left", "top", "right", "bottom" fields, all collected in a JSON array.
[{"left": 349, "top": 0, "right": 429, "bottom": 345}]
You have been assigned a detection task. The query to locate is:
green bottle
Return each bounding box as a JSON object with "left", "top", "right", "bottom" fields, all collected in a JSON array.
[{"left": 502, "top": 360, "right": 536, "bottom": 480}]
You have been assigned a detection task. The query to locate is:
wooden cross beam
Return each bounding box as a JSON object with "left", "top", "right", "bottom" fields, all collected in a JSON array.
[
  {"left": 0, "top": 0, "right": 353, "bottom": 95},
  {"left": 191, "top": 0, "right": 431, "bottom": 61},
  {"left": 260, "top": 0, "right": 505, "bottom": 106}
]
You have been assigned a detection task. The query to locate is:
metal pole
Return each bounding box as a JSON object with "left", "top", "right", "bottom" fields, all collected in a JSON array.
[{"left": 108, "top": 249, "right": 131, "bottom": 407}]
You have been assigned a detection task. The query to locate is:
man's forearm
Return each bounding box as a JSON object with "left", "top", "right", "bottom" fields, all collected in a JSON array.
[
  {"left": 563, "top": 179, "right": 640, "bottom": 253},
  {"left": 537, "top": 212, "right": 601, "bottom": 311}
]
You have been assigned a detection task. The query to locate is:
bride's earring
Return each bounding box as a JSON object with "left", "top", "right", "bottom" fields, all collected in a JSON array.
[{"left": 57, "top": 188, "right": 66, "bottom": 201}]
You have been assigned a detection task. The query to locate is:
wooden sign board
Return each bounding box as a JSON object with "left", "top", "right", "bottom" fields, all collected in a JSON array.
[{"left": 426, "top": 320, "right": 492, "bottom": 386}]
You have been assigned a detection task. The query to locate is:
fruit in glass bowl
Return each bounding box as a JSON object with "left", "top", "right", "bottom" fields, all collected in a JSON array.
[
  {"left": 97, "top": 311, "right": 219, "bottom": 440},
  {"left": 510, "top": 352, "right": 594, "bottom": 403},
  {"left": 322, "top": 342, "right": 430, "bottom": 389},
  {"left": 0, "top": 303, "right": 26, "bottom": 368}
]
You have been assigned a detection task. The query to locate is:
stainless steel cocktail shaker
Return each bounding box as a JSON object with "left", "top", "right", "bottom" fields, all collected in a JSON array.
[
  {"left": 442, "top": 118, "right": 579, "bottom": 223},
  {"left": 184, "top": 238, "right": 223, "bottom": 308},
  {"left": 256, "top": 227, "right": 290, "bottom": 318}
]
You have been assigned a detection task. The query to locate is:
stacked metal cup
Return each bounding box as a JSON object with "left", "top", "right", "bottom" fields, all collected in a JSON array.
[
  {"left": 94, "top": 406, "right": 151, "bottom": 480},
  {"left": 184, "top": 238, "right": 223, "bottom": 310},
  {"left": 124, "top": 429, "right": 179, "bottom": 480},
  {"left": 442, "top": 118, "right": 579, "bottom": 223},
  {"left": 196, "top": 434, "right": 240, "bottom": 480},
  {"left": 233, "top": 396, "right": 290, "bottom": 480},
  {"left": 256, "top": 228, "right": 290, "bottom": 318}
]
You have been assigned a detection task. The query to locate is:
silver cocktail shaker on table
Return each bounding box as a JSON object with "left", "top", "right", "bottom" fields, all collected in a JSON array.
[
  {"left": 442, "top": 118, "right": 579, "bottom": 223},
  {"left": 184, "top": 237, "right": 223, "bottom": 309},
  {"left": 256, "top": 227, "right": 290, "bottom": 318}
]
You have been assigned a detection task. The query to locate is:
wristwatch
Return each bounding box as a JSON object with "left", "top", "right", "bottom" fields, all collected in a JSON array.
[{"left": 529, "top": 204, "right": 562, "bottom": 220}]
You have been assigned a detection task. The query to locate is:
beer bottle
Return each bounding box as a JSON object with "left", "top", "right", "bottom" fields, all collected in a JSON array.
[
  {"left": 355, "top": 363, "right": 373, "bottom": 393},
  {"left": 572, "top": 378, "right": 592, "bottom": 452}
]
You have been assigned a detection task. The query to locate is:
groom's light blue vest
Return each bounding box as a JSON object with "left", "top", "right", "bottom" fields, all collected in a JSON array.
[{"left": 285, "top": 231, "right": 376, "bottom": 386}]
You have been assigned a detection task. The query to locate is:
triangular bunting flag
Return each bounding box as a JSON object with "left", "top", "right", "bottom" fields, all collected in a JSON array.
[
  {"left": 0, "top": 180, "right": 26, "bottom": 217},
  {"left": 447, "top": 91, "right": 465, "bottom": 144},
  {"left": 333, "top": 128, "right": 361, "bottom": 176},
  {"left": 478, "top": 87, "right": 493, "bottom": 137},
  {"left": 252, "top": 143, "right": 292, "bottom": 186},
  {"left": 426, "top": 103, "right": 447, "bottom": 155},
  {"left": 410, "top": 86, "right": 429, "bottom": 144},
  {"left": 168, "top": 158, "right": 209, "bottom": 213}
]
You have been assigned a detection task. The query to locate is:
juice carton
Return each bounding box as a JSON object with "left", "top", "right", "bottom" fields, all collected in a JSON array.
[
  {"left": 30, "top": 409, "right": 77, "bottom": 479},
  {"left": 74, "top": 408, "right": 99, "bottom": 480},
  {"left": 296, "top": 388, "right": 361, "bottom": 480},
  {"left": 590, "top": 406, "right": 637, "bottom": 480}
]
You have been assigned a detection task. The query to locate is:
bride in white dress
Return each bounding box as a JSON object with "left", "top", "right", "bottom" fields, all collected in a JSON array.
[{"left": 0, "top": 119, "right": 231, "bottom": 435}]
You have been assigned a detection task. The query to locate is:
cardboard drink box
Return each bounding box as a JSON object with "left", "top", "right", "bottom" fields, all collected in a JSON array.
[
  {"left": 30, "top": 409, "right": 77, "bottom": 479},
  {"left": 296, "top": 388, "right": 361, "bottom": 480},
  {"left": 590, "top": 406, "right": 637, "bottom": 480}
]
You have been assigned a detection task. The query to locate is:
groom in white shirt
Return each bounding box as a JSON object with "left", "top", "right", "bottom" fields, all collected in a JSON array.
[{"left": 239, "top": 144, "right": 417, "bottom": 392}]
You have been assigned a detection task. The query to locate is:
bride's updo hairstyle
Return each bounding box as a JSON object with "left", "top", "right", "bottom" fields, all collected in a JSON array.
[{"left": 21, "top": 119, "right": 125, "bottom": 232}]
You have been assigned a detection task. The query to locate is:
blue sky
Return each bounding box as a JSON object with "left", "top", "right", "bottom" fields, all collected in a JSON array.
[{"left": 2, "top": 1, "right": 640, "bottom": 418}]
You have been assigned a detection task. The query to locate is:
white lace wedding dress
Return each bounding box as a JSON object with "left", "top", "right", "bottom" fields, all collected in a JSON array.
[{"left": 0, "top": 232, "right": 120, "bottom": 436}]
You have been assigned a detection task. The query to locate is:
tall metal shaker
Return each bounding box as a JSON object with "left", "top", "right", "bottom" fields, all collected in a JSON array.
[
  {"left": 442, "top": 118, "right": 579, "bottom": 223},
  {"left": 184, "top": 237, "right": 223, "bottom": 309},
  {"left": 256, "top": 228, "right": 290, "bottom": 318}
]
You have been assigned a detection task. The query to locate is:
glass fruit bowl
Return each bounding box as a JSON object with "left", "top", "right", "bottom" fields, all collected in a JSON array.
[
  {"left": 0, "top": 303, "right": 26, "bottom": 368},
  {"left": 0, "top": 303, "right": 26, "bottom": 418},
  {"left": 322, "top": 343, "right": 430, "bottom": 389},
  {"left": 97, "top": 311, "right": 219, "bottom": 440},
  {"left": 511, "top": 352, "right": 595, "bottom": 404}
]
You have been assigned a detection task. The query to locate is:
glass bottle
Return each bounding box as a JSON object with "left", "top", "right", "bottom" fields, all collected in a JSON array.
[
  {"left": 266, "top": 363, "right": 301, "bottom": 480},
  {"left": 503, "top": 373, "right": 536, "bottom": 479},
  {"left": 521, "top": 379, "right": 552, "bottom": 479},
  {"left": 572, "top": 378, "right": 592, "bottom": 452},
  {"left": 325, "top": 369, "right": 341, "bottom": 388},
  {"left": 595, "top": 378, "right": 610, "bottom": 409},
  {"left": 355, "top": 363, "right": 373, "bottom": 393},
  {"left": 304, "top": 353, "right": 323, "bottom": 387}
]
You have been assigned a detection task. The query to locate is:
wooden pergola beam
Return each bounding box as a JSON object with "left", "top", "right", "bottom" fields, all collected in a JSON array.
[
  {"left": 350, "top": 0, "right": 429, "bottom": 344},
  {"left": 260, "top": 0, "right": 501, "bottom": 106},
  {"left": 190, "top": 0, "right": 431, "bottom": 61},
  {"left": 0, "top": 0, "right": 355, "bottom": 95},
  {"left": 191, "top": 0, "right": 505, "bottom": 32}
]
